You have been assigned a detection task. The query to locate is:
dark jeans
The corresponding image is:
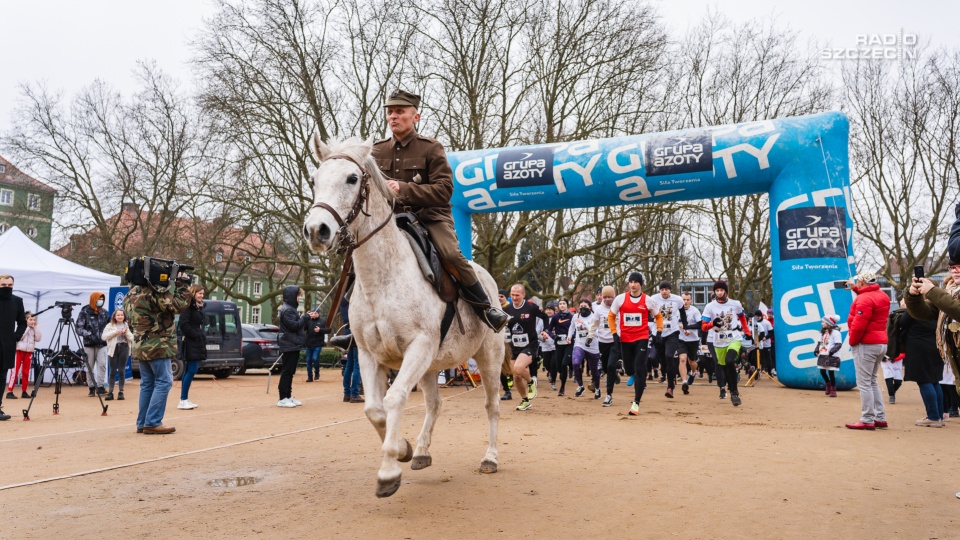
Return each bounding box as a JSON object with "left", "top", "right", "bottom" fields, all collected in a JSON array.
[
  {"left": 620, "top": 339, "right": 649, "bottom": 403},
  {"left": 942, "top": 383, "right": 960, "bottom": 415},
  {"left": 305, "top": 346, "right": 322, "bottom": 379},
  {"left": 343, "top": 347, "right": 361, "bottom": 398},
  {"left": 917, "top": 382, "right": 944, "bottom": 421},
  {"left": 108, "top": 342, "right": 129, "bottom": 393},
  {"left": 180, "top": 360, "right": 200, "bottom": 400},
  {"left": 278, "top": 351, "right": 299, "bottom": 400}
]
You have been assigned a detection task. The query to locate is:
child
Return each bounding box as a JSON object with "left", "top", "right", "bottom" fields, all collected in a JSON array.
[
  {"left": 8, "top": 312, "right": 41, "bottom": 399},
  {"left": 101, "top": 309, "right": 134, "bottom": 401},
  {"left": 816, "top": 315, "right": 842, "bottom": 397}
]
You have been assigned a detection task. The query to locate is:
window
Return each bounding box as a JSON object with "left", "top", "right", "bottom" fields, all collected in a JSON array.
[
  {"left": 26, "top": 227, "right": 37, "bottom": 238},
  {"left": 215, "top": 251, "right": 223, "bottom": 262},
  {"left": 0, "top": 189, "right": 12, "bottom": 206},
  {"left": 253, "top": 281, "right": 262, "bottom": 295},
  {"left": 0, "top": 223, "right": 8, "bottom": 234},
  {"left": 251, "top": 306, "right": 261, "bottom": 324},
  {"left": 243, "top": 255, "right": 251, "bottom": 263},
  {"left": 0, "top": 164, "right": 5, "bottom": 174},
  {"left": 28, "top": 194, "right": 40, "bottom": 210},
  {"left": 204, "top": 313, "right": 221, "bottom": 336},
  {"left": 225, "top": 312, "right": 239, "bottom": 334},
  {"left": 224, "top": 279, "right": 233, "bottom": 291}
]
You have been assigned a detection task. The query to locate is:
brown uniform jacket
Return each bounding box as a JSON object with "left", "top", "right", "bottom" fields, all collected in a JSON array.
[{"left": 372, "top": 131, "right": 454, "bottom": 225}]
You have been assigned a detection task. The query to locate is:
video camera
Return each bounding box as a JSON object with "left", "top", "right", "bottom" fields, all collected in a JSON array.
[
  {"left": 124, "top": 256, "right": 195, "bottom": 291},
  {"left": 54, "top": 300, "right": 81, "bottom": 319}
]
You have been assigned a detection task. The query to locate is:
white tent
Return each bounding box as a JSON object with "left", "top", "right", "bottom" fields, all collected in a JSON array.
[{"left": 0, "top": 226, "right": 120, "bottom": 378}]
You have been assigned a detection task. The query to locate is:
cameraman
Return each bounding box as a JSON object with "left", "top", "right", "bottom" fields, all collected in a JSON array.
[
  {"left": 125, "top": 270, "right": 192, "bottom": 435},
  {"left": 77, "top": 292, "right": 110, "bottom": 396}
]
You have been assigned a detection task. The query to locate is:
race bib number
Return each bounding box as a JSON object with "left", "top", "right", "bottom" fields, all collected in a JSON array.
[
  {"left": 556, "top": 335, "right": 569, "bottom": 345},
  {"left": 512, "top": 334, "right": 530, "bottom": 347},
  {"left": 718, "top": 332, "right": 734, "bottom": 341},
  {"left": 699, "top": 345, "right": 709, "bottom": 355},
  {"left": 601, "top": 321, "right": 610, "bottom": 330},
  {"left": 624, "top": 313, "right": 643, "bottom": 326},
  {"left": 577, "top": 329, "right": 588, "bottom": 340},
  {"left": 664, "top": 322, "right": 673, "bottom": 329},
  {"left": 819, "top": 345, "right": 829, "bottom": 356}
]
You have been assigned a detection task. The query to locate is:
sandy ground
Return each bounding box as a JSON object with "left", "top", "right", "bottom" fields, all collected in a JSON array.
[{"left": 0, "top": 368, "right": 957, "bottom": 539}]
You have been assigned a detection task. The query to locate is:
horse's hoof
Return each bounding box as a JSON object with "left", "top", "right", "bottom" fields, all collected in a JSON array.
[
  {"left": 376, "top": 474, "right": 402, "bottom": 498},
  {"left": 411, "top": 455, "right": 432, "bottom": 470},
  {"left": 479, "top": 460, "right": 498, "bottom": 474},
  {"left": 398, "top": 439, "right": 413, "bottom": 463}
]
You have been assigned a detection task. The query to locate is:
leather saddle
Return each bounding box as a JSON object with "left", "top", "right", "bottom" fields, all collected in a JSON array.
[{"left": 396, "top": 212, "right": 459, "bottom": 303}]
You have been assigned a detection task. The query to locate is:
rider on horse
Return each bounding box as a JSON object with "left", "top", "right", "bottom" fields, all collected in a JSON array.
[{"left": 329, "top": 89, "right": 508, "bottom": 349}]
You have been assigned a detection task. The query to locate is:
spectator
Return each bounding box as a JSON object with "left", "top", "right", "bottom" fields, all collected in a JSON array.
[
  {"left": 77, "top": 292, "right": 110, "bottom": 396},
  {"left": 101, "top": 308, "right": 133, "bottom": 401},
  {"left": 338, "top": 297, "right": 362, "bottom": 403},
  {"left": 816, "top": 314, "right": 842, "bottom": 397},
  {"left": 276, "top": 286, "right": 318, "bottom": 408},
  {"left": 844, "top": 273, "right": 890, "bottom": 430},
  {"left": 304, "top": 311, "right": 327, "bottom": 383},
  {"left": 177, "top": 285, "right": 206, "bottom": 410},
  {"left": 898, "top": 310, "right": 944, "bottom": 426},
  {"left": 125, "top": 271, "right": 193, "bottom": 434},
  {"left": 882, "top": 298, "right": 907, "bottom": 404},
  {"left": 0, "top": 274, "right": 26, "bottom": 421},
  {"left": 8, "top": 310, "right": 40, "bottom": 399}
]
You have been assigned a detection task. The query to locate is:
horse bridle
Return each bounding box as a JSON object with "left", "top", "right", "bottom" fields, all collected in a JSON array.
[{"left": 310, "top": 153, "right": 394, "bottom": 254}]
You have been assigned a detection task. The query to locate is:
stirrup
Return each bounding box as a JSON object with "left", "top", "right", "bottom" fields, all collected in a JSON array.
[
  {"left": 329, "top": 334, "right": 355, "bottom": 350},
  {"left": 482, "top": 307, "right": 509, "bottom": 333}
]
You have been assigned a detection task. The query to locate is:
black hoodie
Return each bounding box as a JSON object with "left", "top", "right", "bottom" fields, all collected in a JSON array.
[{"left": 277, "top": 285, "right": 311, "bottom": 353}]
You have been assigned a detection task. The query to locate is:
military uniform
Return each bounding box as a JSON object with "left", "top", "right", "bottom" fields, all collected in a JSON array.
[{"left": 125, "top": 284, "right": 192, "bottom": 362}]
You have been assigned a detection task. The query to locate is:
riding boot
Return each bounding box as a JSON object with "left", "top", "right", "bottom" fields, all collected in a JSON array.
[
  {"left": 461, "top": 281, "right": 509, "bottom": 332},
  {"left": 329, "top": 334, "right": 355, "bottom": 350}
]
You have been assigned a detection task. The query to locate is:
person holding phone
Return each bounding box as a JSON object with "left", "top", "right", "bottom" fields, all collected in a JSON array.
[{"left": 843, "top": 273, "right": 891, "bottom": 430}]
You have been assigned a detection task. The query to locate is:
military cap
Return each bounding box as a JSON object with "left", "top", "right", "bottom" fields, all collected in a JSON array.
[{"left": 384, "top": 89, "right": 421, "bottom": 109}]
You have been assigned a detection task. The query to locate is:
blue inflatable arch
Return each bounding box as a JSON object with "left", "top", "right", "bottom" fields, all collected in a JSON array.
[{"left": 446, "top": 111, "right": 857, "bottom": 391}]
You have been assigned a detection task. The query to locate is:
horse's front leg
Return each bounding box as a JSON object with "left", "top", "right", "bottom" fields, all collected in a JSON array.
[
  {"left": 358, "top": 349, "right": 389, "bottom": 442},
  {"left": 376, "top": 338, "right": 435, "bottom": 498},
  {"left": 411, "top": 371, "right": 441, "bottom": 471}
]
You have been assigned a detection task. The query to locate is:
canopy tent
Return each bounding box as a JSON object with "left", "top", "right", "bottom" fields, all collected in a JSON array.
[{"left": 0, "top": 226, "right": 120, "bottom": 361}]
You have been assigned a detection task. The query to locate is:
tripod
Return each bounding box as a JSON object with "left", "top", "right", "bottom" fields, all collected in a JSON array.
[{"left": 22, "top": 305, "right": 109, "bottom": 420}]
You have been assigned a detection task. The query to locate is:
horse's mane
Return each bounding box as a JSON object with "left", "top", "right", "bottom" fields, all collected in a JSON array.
[{"left": 325, "top": 137, "right": 397, "bottom": 204}]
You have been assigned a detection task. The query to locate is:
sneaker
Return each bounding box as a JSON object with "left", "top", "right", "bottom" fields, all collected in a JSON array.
[
  {"left": 594, "top": 388, "right": 601, "bottom": 399},
  {"left": 289, "top": 397, "right": 303, "bottom": 406},
  {"left": 104, "top": 393, "right": 114, "bottom": 401},
  {"left": 550, "top": 383, "right": 557, "bottom": 391},
  {"left": 178, "top": 400, "right": 198, "bottom": 410},
  {"left": 558, "top": 390, "right": 565, "bottom": 397},
  {"left": 516, "top": 398, "right": 532, "bottom": 411},
  {"left": 97, "top": 386, "right": 106, "bottom": 395},
  {"left": 629, "top": 401, "right": 640, "bottom": 416},
  {"left": 527, "top": 379, "right": 538, "bottom": 399},
  {"left": 117, "top": 391, "right": 125, "bottom": 400},
  {"left": 603, "top": 395, "right": 613, "bottom": 407},
  {"left": 845, "top": 421, "right": 876, "bottom": 430},
  {"left": 627, "top": 375, "right": 635, "bottom": 387},
  {"left": 665, "top": 388, "right": 674, "bottom": 399},
  {"left": 575, "top": 386, "right": 586, "bottom": 397},
  {"left": 889, "top": 395, "right": 895, "bottom": 404},
  {"left": 915, "top": 418, "right": 943, "bottom": 428},
  {"left": 719, "top": 389, "right": 727, "bottom": 399},
  {"left": 0, "top": 410, "right": 10, "bottom": 421},
  {"left": 501, "top": 392, "right": 512, "bottom": 401},
  {"left": 20, "top": 391, "right": 30, "bottom": 399},
  {"left": 88, "top": 387, "right": 96, "bottom": 397},
  {"left": 617, "top": 360, "right": 625, "bottom": 376},
  {"left": 731, "top": 393, "right": 742, "bottom": 407},
  {"left": 5, "top": 392, "right": 15, "bottom": 399},
  {"left": 874, "top": 420, "right": 889, "bottom": 429},
  {"left": 681, "top": 382, "right": 689, "bottom": 395},
  {"left": 659, "top": 377, "right": 666, "bottom": 384},
  {"left": 277, "top": 398, "right": 297, "bottom": 408},
  {"left": 646, "top": 374, "right": 654, "bottom": 381}
]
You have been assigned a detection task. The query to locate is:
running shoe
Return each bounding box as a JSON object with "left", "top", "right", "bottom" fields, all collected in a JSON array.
[
  {"left": 665, "top": 388, "right": 674, "bottom": 399},
  {"left": 646, "top": 374, "right": 654, "bottom": 381},
  {"left": 516, "top": 398, "right": 532, "bottom": 411},
  {"left": 289, "top": 397, "right": 303, "bottom": 406},
  {"left": 277, "top": 398, "right": 296, "bottom": 408},
  {"left": 558, "top": 390, "right": 565, "bottom": 397},
  {"left": 681, "top": 382, "right": 690, "bottom": 395},
  {"left": 629, "top": 401, "right": 640, "bottom": 416},
  {"left": 719, "top": 388, "right": 727, "bottom": 399},
  {"left": 731, "top": 393, "right": 742, "bottom": 407},
  {"left": 575, "top": 386, "right": 586, "bottom": 397},
  {"left": 594, "top": 388, "right": 601, "bottom": 399},
  {"left": 627, "top": 375, "right": 635, "bottom": 387},
  {"left": 603, "top": 395, "right": 613, "bottom": 407},
  {"left": 177, "top": 400, "right": 198, "bottom": 410},
  {"left": 889, "top": 395, "right": 895, "bottom": 404},
  {"left": 915, "top": 418, "right": 943, "bottom": 427},
  {"left": 501, "top": 392, "right": 512, "bottom": 401},
  {"left": 617, "top": 360, "right": 625, "bottom": 376},
  {"left": 551, "top": 383, "right": 557, "bottom": 391},
  {"left": 528, "top": 379, "right": 538, "bottom": 399}
]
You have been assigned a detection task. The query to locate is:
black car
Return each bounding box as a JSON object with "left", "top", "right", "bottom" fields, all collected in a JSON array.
[{"left": 238, "top": 323, "right": 281, "bottom": 374}]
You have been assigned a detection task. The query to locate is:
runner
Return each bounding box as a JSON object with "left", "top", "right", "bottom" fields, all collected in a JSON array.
[
  {"left": 568, "top": 298, "right": 601, "bottom": 398},
  {"left": 503, "top": 284, "right": 550, "bottom": 411},
  {"left": 650, "top": 281, "right": 688, "bottom": 398},
  {"left": 679, "top": 292, "right": 702, "bottom": 394},
  {"left": 594, "top": 286, "right": 619, "bottom": 398},
  {"left": 606, "top": 272, "right": 661, "bottom": 415},
  {"left": 537, "top": 304, "right": 555, "bottom": 388},
  {"left": 701, "top": 280, "right": 752, "bottom": 406},
  {"left": 752, "top": 310, "right": 773, "bottom": 375},
  {"left": 546, "top": 298, "right": 575, "bottom": 396}
]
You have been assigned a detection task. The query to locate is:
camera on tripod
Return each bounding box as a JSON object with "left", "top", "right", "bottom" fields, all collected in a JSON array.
[
  {"left": 125, "top": 256, "right": 195, "bottom": 291},
  {"left": 54, "top": 300, "right": 81, "bottom": 319}
]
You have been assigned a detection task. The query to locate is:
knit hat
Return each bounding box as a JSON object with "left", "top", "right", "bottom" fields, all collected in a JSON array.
[
  {"left": 498, "top": 289, "right": 507, "bottom": 296},
  {"left": 713, "top": 280, "right": 728, "bottom": 292},
  {"left": 822, "top": 314, "right": 840, "bottom": 327},
  {"left": 628, "top": 271, "right": 644, "bottom": 284},
  {"left": 754, "top": 310, "right": 764, "bottom": 317},
  {"left": 658, "top": 280, "right": 672, "bottom": 291},
  {"left": 855, "top": 272, "right": 878, "bottom": 284}
]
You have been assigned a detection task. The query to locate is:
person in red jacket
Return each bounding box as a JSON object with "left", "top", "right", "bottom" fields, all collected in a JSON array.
[{"left": 844, "top": 272, "right": 892, "bottom": 430}]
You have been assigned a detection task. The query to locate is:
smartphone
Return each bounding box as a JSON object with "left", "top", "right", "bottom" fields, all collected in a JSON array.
[
  {"left": 914, "top": 266, "right": 924, "bottom": 280},
  {"left": 833, "top": 280, "right": 851, "bottom": 290}
]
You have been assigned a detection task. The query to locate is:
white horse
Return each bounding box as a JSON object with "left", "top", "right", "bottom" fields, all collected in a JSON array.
[{"left": 302, "top": 135, "right": 504, "bottom": 498}]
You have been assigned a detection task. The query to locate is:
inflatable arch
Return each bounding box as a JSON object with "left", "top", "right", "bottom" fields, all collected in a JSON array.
[{"left": 446, "top": 111, "right": 858, "bottom": 391}]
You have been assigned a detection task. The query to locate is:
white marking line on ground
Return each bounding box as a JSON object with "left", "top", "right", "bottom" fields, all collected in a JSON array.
[
  {"left": 0, "top": 386, "right": 477, "bottom": 491},
  {"left": 0, "top": 392, "right": 344, "bottom": 444}
]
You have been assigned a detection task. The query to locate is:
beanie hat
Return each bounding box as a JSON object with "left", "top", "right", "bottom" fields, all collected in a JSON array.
[
  {"left": 658, "top": 280, "right": 672, "bottom": 291},
  {"left": 713, "top": 280, "right": 728, "bottom": 292},
  {"left": 856, "top": 272, "right": 878, "bottom": 284},
  {"left": 498, "top": 289, "right": 507, "bottom": 296},
  {"left": 628, "top": 271, "right": 644, "bottom": 284},
  {"left": 822, "top": 314, "right": 840, "bottom": 327},
  {"left": 754, "top": 310, "right": 764, "bottom": 317}
]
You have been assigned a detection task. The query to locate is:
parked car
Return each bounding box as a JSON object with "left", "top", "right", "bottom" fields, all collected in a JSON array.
[
  {"left": 131, "top": 300, "right": 245, "bottom": 380},
  {"left": 239, "top": 323, "right": 281, "bottom": 374}
]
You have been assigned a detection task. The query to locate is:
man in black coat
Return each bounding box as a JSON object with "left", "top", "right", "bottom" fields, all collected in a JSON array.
[
  {"left": 949, "top": 201, "right": 960, "bottom": 265},
  {"left": 0, "top": 274, "right": 27, "bottom": 421}
]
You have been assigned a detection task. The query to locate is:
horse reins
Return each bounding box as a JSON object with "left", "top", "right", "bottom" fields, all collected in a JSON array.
[{"left": 311, "top": 153, "right": 395, "bottom": 329}]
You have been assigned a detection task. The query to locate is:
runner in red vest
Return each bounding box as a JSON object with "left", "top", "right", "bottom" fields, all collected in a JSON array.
[{"left": 606, "top": 272, "right": 662, "bottom": 415}]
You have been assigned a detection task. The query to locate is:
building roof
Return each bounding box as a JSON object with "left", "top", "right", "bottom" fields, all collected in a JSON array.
[{"left": 0, "top": 155, "right": 57, "bottom": 194}]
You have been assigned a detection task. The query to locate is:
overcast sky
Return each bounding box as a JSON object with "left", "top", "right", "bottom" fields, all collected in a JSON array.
[{"left": 1, "top": 0, "right": 958, "bottom": 139}]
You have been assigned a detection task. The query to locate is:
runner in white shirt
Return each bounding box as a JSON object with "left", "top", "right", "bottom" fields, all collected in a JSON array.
[
  {"left": 568, "top": 299, "right": 601, "bottom": 398},
  {"left": 538, "top": 305, "right": 557, "bottom": 390},
  {"left": 650, "top": 281, "right": 689, "bottom": 398},
  {"left": 749, "top": 310, "right": 773, "bottom": 375},
  {"left": 594, "top": 286, "right": 620, "bottom": 392},
  {"left": 701, "top": 280, "right": 752, "bottom": 407},
  {"left": 679, "top": 292, "right": 702, "bottom": 394}
]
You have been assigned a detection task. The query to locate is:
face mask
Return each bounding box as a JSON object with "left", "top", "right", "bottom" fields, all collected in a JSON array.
[
  {"left": 579, "top": 307, "right": 591, "bottom": 317},
  {"left": 96, "top": 299, "right": 104, "bottom": 307},
  {"left": 0, "top": 288, "right": 11, "bottom": 299}
]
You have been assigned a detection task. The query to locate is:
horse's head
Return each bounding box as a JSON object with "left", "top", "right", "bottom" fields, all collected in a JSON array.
[{"left": 303, "top": 134, "right": 385, "bottom": 253}]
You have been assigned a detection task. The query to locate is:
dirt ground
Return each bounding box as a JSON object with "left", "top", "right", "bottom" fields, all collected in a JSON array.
[{"left": 1, "top": 368, "right": 957, "bottom": 539}]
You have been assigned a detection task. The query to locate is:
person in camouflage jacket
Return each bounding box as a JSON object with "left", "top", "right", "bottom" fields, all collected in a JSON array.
[{"left": 124, "top": 278, "right": 192, "bottom": 434}]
